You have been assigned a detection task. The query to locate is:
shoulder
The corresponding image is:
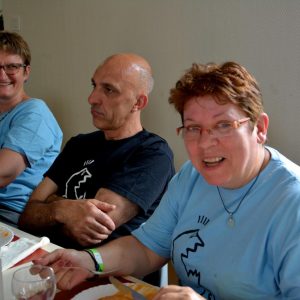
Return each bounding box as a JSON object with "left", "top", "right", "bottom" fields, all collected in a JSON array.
[
  {"left": 139, "top": 129, "right": 168, "bottom": 143},
  {"left": 11, "top": 99, "right": 57, "bottom": 121},
  {"left": 136, "top": 129, "right": 174, "bottom": 156},
  {"left": 266, "top": 146, "right": 300, "bottom": 181},
  {"left": 16, "top": 98, "right": 49, "bottom": 112},
  {"left": 172, "top": 161, "right": 202, "bottom": 184},
  {"left": 261, "top": 147, "right": 300, "bottom": 216}
]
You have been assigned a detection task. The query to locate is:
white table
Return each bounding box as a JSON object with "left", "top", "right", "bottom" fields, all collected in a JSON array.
[{"left": 0, "top": 221, "right": 61, "bottom": 300}]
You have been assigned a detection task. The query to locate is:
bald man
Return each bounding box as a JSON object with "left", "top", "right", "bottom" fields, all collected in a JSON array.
[{"left": 19, "top": 53, "right": 175, "bottom": 250}]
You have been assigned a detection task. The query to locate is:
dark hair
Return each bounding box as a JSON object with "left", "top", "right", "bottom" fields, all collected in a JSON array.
[{"left": 0, "top": 31, "right": 31, "bottom": 65}]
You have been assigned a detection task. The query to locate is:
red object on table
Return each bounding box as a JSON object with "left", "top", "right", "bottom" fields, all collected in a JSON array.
[{"left": 10, "top": 235, "right": 48, "bottom": 268}]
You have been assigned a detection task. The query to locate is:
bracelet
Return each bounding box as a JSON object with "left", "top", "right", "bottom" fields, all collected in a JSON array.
[{"left": 83, "top": 248, "right": 104, "bottom": 272}]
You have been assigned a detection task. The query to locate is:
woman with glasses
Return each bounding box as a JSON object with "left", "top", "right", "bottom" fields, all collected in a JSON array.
[
  {"left": 35, "top": 62, "right": 300, "bottom": 299},
  {"left": 0, "top": 31, "right": 62, "bottom": 226}
]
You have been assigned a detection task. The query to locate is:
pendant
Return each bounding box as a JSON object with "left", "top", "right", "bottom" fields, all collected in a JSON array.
[{"left": 227, "top": 214, "right": 235, "bottom": 228}]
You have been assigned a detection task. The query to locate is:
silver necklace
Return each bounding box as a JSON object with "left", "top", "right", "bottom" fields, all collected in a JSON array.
[{"left": 217, "top": 163, "right": 264, "bottom": 228}]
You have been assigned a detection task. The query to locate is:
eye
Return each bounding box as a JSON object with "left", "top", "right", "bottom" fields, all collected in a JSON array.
[
  {"left": 5, "top": 64, "right": 18, "bottom": 71},
  {"left": 102, "top": 83, "right": 116, "bottom": 95},
  {"left": 104, "top": 86, "right": 114, "bottom": 94},
  {"left": 185, "top": 126, "right": 201, "bottom": 133},
  {"left": 215, "top": 122, "right": 232, "bottom": 131}
]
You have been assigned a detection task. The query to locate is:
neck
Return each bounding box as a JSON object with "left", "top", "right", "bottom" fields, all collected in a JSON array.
[
  {"left": 259, "top": 147, "right": 270, "bottom": 172},
  {"left": 103, "top": 123, "right": 143, "bottom": 140},
  {"left": 241, "top": 147, "right": 269, "bottom": 188},
  {"left": 0, "top": 93, "right": 29, "bottom": 113}
]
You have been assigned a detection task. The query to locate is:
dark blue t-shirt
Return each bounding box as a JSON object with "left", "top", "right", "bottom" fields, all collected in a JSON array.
[{"left": 45, "top": 129, "right": 175, "bottom": 245}]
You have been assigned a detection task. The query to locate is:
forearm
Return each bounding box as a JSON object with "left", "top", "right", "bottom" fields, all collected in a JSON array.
[
  {"left": 18, "top": 199, "right": 66, "bottom": 233},
  {"left": 97, "top": 236, "right": 167, "bottom": 277},
  {"left": 34, "top": 236, "right": 167, "bottom": 291},
  {"left": 95, "top": 188, "right": 139, "bottom": 229}
]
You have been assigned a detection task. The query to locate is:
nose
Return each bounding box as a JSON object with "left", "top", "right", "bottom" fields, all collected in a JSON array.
[
  {"left": 197, "top": 129, "right": 218, "bottom": 148},
  {"left": 0, "top": 67, "right": 8, "bottom": 78},
  {"left": 88, "top": 89, "right": 101, "bottom": 105}
]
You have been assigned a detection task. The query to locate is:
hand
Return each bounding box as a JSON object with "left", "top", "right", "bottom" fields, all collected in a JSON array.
[
  {"left": 59, "top": 199, "right": 116, "bottom": 246},
  {"left": 153, "top": 285, "right": 206, "bottom": 300},
  {"left": 33, "top": 249, "right": 93, "bottom": 290}
]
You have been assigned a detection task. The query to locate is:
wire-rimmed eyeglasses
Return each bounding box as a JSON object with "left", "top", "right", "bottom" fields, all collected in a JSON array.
[
  {"left": 0, "top": 63, "right": 27, "bottom": 75},
  {"left": 176, "top": 117, "right": 251, "bottom": 140}
]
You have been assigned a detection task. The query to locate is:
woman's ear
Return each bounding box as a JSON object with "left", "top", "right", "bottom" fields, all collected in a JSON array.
[
  {"left": 256, "top": 113, "right": 269, "bottom": 144},
  {"left": 131, "top": 94, "right": 148, "bottom": 112},
  {"left": 23, "top": 65, "right": 31, "bottom": 83}
]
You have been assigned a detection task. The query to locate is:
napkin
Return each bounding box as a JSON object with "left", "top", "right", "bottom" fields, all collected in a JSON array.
[{"left": 0, "top": 236, "right": 50, "bottom": 271}]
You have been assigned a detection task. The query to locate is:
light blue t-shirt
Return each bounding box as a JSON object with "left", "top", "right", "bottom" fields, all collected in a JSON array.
[
  {"left": 133, "top": 147, "right": 300, "bottom": 299},
  {"left": 0, "top": 99, "right": 63, "bottom": 213}
]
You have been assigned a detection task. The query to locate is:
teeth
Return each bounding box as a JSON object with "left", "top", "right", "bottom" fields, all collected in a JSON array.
[{"left": 203, "top": 157, "right": 223, "bottom": 163}]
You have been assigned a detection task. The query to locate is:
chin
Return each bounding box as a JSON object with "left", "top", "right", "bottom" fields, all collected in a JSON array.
[{"left": 202, "top": 174, "right": 229, "bottom": 187}]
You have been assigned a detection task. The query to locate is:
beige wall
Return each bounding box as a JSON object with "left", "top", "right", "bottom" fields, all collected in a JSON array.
[{"left": 3, "top": 0, "right": 300, "bottom": 170}]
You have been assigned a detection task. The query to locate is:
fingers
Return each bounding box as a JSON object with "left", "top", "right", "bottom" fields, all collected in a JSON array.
[
  {"left": 33, "top": 249, "right": 64, "bottom": 266},
  {"left": 33, "top": 249, "right": 92, "bottom": 290},
  {"left": 153, "top": 285, "right": 204, "bottom": 300},
  {"left": 94, "top": 200, "right": 116, "bottom": 212},
  {"left": 55, "top": 268, "right": 89, "bottom": 290},
  {"left": 61, "top": 200, "right": 116, "bottom": 245},
  {"left": 83, "top": 200, "right": 116, "bottom": 231},
  {"left": 76, "top": 233, "right": 109, "bottom": 247},
  {"left": 67, "top": 220, "right": 113, "bottom": 246},
  {"left": 93, "top": 201, "right": 116, "bottom": 231}
]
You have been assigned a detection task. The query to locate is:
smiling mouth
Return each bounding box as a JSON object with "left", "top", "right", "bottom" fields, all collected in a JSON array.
[{"left": 203, "top": 157, "right": 225, "bottom": 167}]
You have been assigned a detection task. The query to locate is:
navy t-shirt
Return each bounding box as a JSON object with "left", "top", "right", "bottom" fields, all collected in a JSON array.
[{"left": 45, "top": 129, "right": 175, "bottom": 245}]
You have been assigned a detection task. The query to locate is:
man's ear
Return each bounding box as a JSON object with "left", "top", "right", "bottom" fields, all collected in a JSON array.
[
  {"left": 131, "top": 94, "right": 148, "bottom": 112},
  {"left": 256, "top": 113, "right": 269, "bottom": 144}
]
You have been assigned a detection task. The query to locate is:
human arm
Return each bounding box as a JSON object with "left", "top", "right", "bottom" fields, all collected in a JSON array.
[
  {"left": 94, "top": 187, "right": 140, "bottom": 228},
  {"left": 34, "top": 235, "right": 167, "bottom": 290},
  {"left": 35, "top": 236, "right": 205, "bottom": 299},
  {"left": 0, "top": 100, "right": 62, "bottom": 190},
  {"left": 19, "top": 177, "right": 116, "bottom": 246},
  {"left": 0, "top": 148, "right": 27, "bottom": 188},
  {"left": 53, "top": 187, "right": 140, "bottom": 246}
]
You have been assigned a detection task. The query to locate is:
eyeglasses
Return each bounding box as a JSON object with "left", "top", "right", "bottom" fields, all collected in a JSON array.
[
  {"left": 177, "top": 117, "right": 251, "bottom": 140},
  {"left": 0, "top": 63, "right": 27, "bottom": 75}
]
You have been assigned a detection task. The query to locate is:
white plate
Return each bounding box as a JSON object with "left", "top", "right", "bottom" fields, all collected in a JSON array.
[
  {"left": 0, "top": 225, "right": 14, "bottom": 247},
  {"left": 72, "top": 284, "right": 119, "bottom": 300}
]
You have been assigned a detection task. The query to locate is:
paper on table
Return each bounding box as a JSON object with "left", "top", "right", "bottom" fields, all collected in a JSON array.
[{"left": 0, "top": 236, "right": 49, "bottom": 271}]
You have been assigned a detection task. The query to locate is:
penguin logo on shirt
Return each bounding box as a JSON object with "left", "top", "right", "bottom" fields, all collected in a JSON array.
[
  {"left": 63, "top": 168, "right": 92, "bottom": 199},
  {"left": 172, "top": 229, "right": 215, "bottom": 300}
]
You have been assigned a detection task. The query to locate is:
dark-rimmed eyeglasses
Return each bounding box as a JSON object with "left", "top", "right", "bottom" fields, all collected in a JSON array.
[
  {"left": 177, "top": 117, "right": 251, "bottom": 140},
  {"left": 0, "top": 63, "right": 27, "bottom": 75}
]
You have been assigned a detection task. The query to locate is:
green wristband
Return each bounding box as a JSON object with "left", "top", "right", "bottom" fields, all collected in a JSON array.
[{"left": 84, "top": 248, "right": 104, "bottom": 272}]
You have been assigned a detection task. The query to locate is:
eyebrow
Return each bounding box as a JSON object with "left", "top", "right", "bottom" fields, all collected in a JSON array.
[
  {"left": 102, "top": 82, "right": 119, "bottom": 91},
  {"left": 184, "top": 109, "right": 232, "bottom": 120}
]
